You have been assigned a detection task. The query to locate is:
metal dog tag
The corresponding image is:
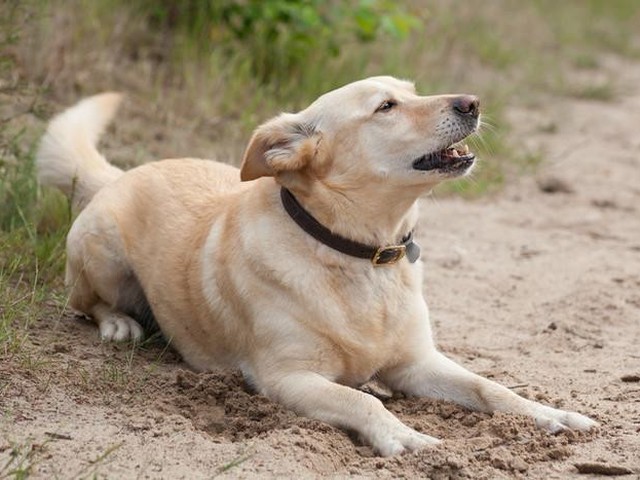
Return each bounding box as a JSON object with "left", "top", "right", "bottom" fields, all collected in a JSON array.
[{"left": 405, "top": 241, "right": 421, "bottom": 263}]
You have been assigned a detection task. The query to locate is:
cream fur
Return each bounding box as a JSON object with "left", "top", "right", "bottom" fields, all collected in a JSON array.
[
  {"left": 36, "top": 93, "right": 124, "bottom": 210},
  {"left": 37, "top": 77, "right": 597, "bottom": 456}
]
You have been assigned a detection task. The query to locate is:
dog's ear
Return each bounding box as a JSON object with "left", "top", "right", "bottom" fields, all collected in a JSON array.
[{"left": 240, "top": 113, "right": 319, "bottom": 181}]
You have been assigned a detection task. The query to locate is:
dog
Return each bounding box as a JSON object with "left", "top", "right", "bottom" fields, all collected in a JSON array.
[{"left": 37, "top": 77, "right": 597, "bottom": 456}]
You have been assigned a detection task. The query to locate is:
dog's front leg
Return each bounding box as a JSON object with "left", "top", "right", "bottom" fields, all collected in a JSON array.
[
  {"left": 382, "top": 350, "right": 597, "bottom": 433},
  {"left": 261, "top": 371, "right": 439, "bottom": 456}
]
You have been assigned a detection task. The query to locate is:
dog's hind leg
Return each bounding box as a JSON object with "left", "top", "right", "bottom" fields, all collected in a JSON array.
[
  {"left": 66, "top": 264, "right": 145, "bottom": 342},
  {"left": 65, "top": 220, "right": 145, "bottom": 342},
  {"left": 90, "top": 302, "right": 144, "bottom": 341}
]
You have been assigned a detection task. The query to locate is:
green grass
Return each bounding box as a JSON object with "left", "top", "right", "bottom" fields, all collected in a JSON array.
[
  {"left": 531, "top": 0, "right": 640, "bottom": 58},
  {"left": 568, "top": 81, "right": 617, "bottom": 101},
  {"left": 0, "top": 122, "right": 70, "bottom": 366},
  {"left": 0, "top": 440, "right": 42, "bottom": 479},
  {"left": 215, "top": 448, "right": 255, "bottom": 477},
  {"left": 0, "top": 436, "right": 123, "bottom": 479},
  {"left": 572, "top": 53, "right": 600, "bottom": 70}
]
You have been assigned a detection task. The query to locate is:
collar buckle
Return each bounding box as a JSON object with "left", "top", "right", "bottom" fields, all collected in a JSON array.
[
  {"left": 281, "top": 188, "right": 419, "bottom": 266},
  {"left": 371, "top": 245, "right": 407, "bottom": 266}
]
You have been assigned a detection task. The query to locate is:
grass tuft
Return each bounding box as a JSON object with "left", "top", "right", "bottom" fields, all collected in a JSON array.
[
  {"left": 568, "top": 82, "right": 617, "bottom": 101},
  {"left": 0, "top": 439, "right": 46, "bottom": 480},
  {"left": 0, "top": 117, "right": 70, "bottom": 366},
  {"left": 215, "top": 449, "right": 255, "bottom": 476}
]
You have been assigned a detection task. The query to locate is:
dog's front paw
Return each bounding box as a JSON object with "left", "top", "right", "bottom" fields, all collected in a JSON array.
[
  {"left": 534, "top": 406, "right": 598, "bottom": 434},
  {"left": 368, "top": 422, "right": 440, "bottom": 457}
]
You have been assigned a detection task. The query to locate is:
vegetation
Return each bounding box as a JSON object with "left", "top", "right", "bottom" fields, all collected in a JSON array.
[{"left": 136, "top": 0, "right": 421, "bottom": 83}]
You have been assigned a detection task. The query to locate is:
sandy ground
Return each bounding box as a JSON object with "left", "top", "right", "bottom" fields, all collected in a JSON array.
[{"left": 2, "top": 56, "right": 640, "bottom": 478}]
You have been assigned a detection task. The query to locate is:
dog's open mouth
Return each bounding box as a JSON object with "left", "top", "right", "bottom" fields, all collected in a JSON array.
[{"left": 412, "top": 144, "right": 475, "bottom": 173}]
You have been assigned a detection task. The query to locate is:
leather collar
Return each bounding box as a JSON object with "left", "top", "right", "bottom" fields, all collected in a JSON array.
[{"left": 280, "top": 188, "right": 420, "bottom": 266}]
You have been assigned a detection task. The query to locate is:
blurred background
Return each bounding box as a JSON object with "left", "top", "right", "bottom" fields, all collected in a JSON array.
[{"left": 1, "top": 0, "right": 639, "bottom": 286}]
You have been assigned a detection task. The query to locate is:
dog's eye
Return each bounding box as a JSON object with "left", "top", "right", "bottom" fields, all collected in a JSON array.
[{"left": 375, "top": 100, "right": 397, "bottom": 113}]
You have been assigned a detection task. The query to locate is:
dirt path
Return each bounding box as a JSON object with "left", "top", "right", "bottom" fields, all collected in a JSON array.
[{"left": 2, "top": 56, "right": 639, "bottom": 479}]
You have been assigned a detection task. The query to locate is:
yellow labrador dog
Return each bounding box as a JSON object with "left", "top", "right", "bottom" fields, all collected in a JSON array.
[{"left": 37, "top": 77, "right": 596, "bottom": 456}]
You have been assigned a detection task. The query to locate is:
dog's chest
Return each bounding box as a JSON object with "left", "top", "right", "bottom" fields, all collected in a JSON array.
[{"left": 306, "top": 265, "right": 423, "bottom": 385}]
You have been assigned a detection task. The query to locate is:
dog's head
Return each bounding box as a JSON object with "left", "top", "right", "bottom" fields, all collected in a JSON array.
[{"left": 240, "top": 76, "right": 479, "bottom": 196}]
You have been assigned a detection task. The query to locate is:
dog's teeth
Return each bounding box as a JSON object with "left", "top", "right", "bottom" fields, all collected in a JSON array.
[
  {"left": 462, "top": 144, "right": 469, "bottom": 154},
  {"left": 451, "top": 149, "right": 460, "bottom": 158}
]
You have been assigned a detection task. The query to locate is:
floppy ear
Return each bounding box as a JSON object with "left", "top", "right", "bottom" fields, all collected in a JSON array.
[{"left": 240, "top": 113, "right": 319, "bottom": 181}]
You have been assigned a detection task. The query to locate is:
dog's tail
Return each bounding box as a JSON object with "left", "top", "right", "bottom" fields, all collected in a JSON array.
[{"left": 36, "top": 93, "right": 124, "bottom": 211}]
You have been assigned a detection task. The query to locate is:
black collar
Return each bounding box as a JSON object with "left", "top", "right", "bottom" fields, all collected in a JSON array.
[{"left": 280, "top": 188, "right": 420, "bottom": 266}]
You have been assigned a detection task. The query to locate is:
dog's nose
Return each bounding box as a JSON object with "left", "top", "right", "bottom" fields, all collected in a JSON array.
[{"left": 452, "top": 95, "right": 480, "bottom": 118}]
